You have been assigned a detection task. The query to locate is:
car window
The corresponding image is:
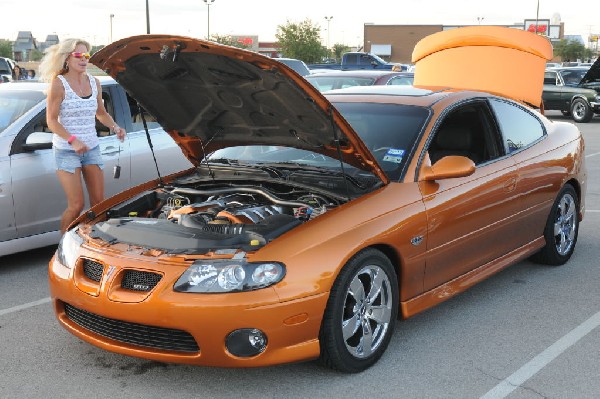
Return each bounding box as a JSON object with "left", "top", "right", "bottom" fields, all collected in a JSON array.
[
  {"left": 429, "top": 102, "right": 503, "bottom": 166},
  {"left": 387, "top": 76, "right": 414, "bottom": 86},
  {"left": 543, "top": 71, "right": 558, "bottom": 85},
  {"left": 0, "top": 58, "right": 11, "bottom": 74},
  {"left": 0, "top": 89, "right": 46, "bottom": 133},
  {"left": 489, "top": 99, "right": 544, "bottom": 153},
  {"left": 96, "top": 88, "right": 116, "bottom": 136},
  {"left": 125, "top": 91, "right": 161, "bottom": 131}
]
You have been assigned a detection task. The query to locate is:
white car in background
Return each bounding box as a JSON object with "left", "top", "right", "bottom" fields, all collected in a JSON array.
[{"left": 0, "top": 77, "right": 193, "bottom": 257}]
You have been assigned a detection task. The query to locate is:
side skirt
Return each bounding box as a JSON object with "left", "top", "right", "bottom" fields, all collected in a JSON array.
[{"left": 400, "top": 237, "right": 546, "bottom": 319}]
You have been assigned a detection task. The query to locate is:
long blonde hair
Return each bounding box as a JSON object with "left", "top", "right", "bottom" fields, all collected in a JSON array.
[{"left": 38, "top": 38, "right": 91, "bottom": 82}]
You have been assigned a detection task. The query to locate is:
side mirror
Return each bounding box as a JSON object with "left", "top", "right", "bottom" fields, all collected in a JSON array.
[
  {"left": 22, "top": 132, "right": 53, "bottom": 152},
  {"left": 422, "top": 155, "right": 476, "bottom": 181}
]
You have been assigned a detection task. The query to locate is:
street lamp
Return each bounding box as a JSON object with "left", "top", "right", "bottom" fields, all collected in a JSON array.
[
  {"left": 145, "top": 0, "right": 150, "bottom": 34},
  {"left": 324, "top": 16, "right": 333, "bottom": 50},
  {"left": 109, "top": 14, "right": 114, "bottom": 43},
  {"left": 204, "top": 0, "right": 215, "bottom": 39}
]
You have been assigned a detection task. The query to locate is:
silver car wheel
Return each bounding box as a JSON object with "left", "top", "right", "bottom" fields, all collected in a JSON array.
[
  {"left": 553, "top": 192, "right": 577, "bottom": 256},
  {"left": 341, "top": 265, "right": 393, "bottom": 359}
]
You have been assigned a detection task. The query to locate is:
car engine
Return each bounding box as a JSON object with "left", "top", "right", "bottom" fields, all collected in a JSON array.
[{"left": 89, "top": 183, "right": 340, "bottom": 254}]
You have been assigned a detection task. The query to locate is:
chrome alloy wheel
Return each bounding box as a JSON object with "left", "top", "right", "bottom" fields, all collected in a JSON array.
[
  {"left": 553, "top": 192, "right": 577, "bottom": 256},
  {"left": 341, "top": 265, "right": 393, "bottom": 359}
]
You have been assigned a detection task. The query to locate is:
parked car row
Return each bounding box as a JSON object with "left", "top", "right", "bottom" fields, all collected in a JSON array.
[{"left": 0, "top": 78, "right": 193, "bottom": 257}]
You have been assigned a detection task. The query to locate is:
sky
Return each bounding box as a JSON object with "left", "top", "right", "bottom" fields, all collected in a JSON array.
[{"left": 2, "top": 0, "right": 599, "bottom": 47}]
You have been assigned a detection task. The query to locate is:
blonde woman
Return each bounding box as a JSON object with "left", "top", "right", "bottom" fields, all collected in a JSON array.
[{"left": 39, "top": 38, "right": 126, "bottom": 233}]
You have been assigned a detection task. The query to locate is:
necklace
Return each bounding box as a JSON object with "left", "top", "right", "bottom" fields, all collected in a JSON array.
[{"left": 69, "top": 76, "right": 88, "bottom": 97}]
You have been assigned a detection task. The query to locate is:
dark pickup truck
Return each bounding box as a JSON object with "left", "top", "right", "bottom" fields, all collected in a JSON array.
[{"left": 307, "top": 52, "right": 401, "bottom": 71}]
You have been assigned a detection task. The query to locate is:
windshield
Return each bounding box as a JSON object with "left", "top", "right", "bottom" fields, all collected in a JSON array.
[
  {"left": 559, "top": 69, "right": 588, "bottom": 85},
  {"left": 208, "top": 102, "right": 428, "bottom": 182},
  {"left": 0, "top": 89, "right": 46, "bottom": 133},
  {"left": 0, "top": 58, "right": 11, "bottom": 74}
]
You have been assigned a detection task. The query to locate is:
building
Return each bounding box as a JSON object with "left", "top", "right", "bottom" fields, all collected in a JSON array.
[
  {"left": 364, "top": 19, "right": 565, "bottom": 64},
  {"left": 12, "top": 31, "right": 37, "bottom": 62}
]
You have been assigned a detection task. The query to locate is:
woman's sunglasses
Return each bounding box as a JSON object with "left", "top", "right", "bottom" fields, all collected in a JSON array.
[{"left": 70, "top": 52, "right": 90, "bottom": 60}]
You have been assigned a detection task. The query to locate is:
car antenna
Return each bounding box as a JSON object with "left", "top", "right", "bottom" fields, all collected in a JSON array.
[
  {"left": 327, "top": 105, "right": 351, "bottom": 201},
  {"left": 137, "top": 102, "right": 164, "bottom": 186}
]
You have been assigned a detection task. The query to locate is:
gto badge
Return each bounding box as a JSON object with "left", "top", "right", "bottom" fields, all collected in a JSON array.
[{"left": 411, "top": 236, "right": 424, "bottom": 246}]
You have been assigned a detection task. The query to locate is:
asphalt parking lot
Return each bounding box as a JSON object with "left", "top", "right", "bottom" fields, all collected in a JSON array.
[{"left": 1, "top": 111, "right": 599, "bottom": 399}]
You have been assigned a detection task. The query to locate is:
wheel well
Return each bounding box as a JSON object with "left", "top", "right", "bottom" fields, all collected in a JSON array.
[
  {"left": 565, "top": 179, "right": 582, "bottom": 217},
  {"left": 368, "top": 244, "right": 402, "bottom": 317}
]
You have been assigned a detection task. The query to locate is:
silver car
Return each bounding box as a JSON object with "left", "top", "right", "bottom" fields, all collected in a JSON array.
[{"left": 0, "top": 77, "right": 193, "bottom": 257}]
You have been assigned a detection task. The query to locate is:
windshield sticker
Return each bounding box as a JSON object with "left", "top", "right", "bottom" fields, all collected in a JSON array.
[{"left": 383, "top": 148, "right": 404, "bottom": 164}]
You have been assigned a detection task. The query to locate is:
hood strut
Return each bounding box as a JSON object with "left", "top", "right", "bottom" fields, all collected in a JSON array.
[
  {"left": 328, "top": 106, "right": 351, "bottom": 201},
  {"left": 138, "top": 103, "right": 164, "bottom": 186}
]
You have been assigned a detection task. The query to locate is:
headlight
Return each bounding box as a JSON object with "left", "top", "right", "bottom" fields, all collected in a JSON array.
[
  {"left": 174, "top": 259, "right": 285, "bottom": 293},
  {"left": 56, "top": 228, "right": 83, "bottom": 269}
]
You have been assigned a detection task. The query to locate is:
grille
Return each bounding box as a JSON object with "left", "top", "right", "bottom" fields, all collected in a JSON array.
[
  {"left": 82, "top": 259, "right": 104, "bottom": 282},
  {"left": 63, "top": 303, "right": 199, "bottom": 353},
  {"left": 121, "top": 270, "right": 162, "bottom": 292}
]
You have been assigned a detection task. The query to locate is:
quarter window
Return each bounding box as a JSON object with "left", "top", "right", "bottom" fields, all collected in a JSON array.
[{"left": 489, "top": 99, "right": 544, "bottom": 153}]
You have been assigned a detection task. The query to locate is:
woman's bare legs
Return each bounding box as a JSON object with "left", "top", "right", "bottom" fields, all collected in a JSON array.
[
  {"left": 56, "top": 168, "right": 85, "bottom": 234},
  {"left": 56, "top": 165, "right": 104, "bottom": 234},
  {"left": 82, "top": 164, "right": 104, "bottom": 206}
]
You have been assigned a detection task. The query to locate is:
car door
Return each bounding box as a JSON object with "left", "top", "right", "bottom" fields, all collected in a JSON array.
[
  {"left": 488, "top": 99, "right": 552, "bottom": 244},
  {"left": 9, "top": 83, "right": 130, "bottom": 238},
  {"left": 419, "top": 101, "right": 522, "bottom": 291},
  {"left": 118, "top": 88, "right": 193, "bottom": 186},
  {"left": 542, "top": 70, "right": 564, "bottom": 110}
]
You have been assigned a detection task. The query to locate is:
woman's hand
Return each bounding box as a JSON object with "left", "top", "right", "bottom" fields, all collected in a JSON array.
[
  {"left": 71, "top": 138, "right": 89, "bottom": 155},
  {"left": 113, "top": 125, "right": 126, "bottom": 142}
]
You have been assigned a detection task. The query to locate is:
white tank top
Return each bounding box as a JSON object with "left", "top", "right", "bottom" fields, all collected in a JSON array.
[{"left": 52, "top": 73, "right": 99, "bottom": 150}]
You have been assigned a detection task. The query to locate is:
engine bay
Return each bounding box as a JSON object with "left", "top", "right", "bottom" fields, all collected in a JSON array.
[{"left": 89, "top": 181, "right": 343, "bottom": 254}]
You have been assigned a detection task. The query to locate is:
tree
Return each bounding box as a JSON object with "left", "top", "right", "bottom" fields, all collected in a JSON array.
[
  {"left": 209, "top": 34, "right": 252, "bottom": 49},
  {"left": 0, "top": 40, "right": 13, "bottom": 58},
  {"left": 29, "top": 49, "right": 44, "bottom": 61},
  {"left": 275, "top": 19, "right": 326, "bottom": 63},
  {"left": 553, "top": 39, "right": 587, "bottom": 62},
  {"left": 332, "top": 43, "right": 350, "bottom": 62}
]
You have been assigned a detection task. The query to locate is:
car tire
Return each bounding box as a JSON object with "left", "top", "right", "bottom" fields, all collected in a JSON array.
[
  {"left": 570, "top": 98, "right": 593, "bottom": 123},
  {"left": 319, "top": 248, "right": 398, "bottom": 373},
  {"left": 530, "top": 185, "right": 579, "bottom": 265}
]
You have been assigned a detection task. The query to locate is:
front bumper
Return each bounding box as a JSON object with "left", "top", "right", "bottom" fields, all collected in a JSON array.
[{"left": 48, "top": 250, "right": 328, "bottom": 368}]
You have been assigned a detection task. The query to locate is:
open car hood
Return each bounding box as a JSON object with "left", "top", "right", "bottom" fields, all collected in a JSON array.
[
  {"left": 580, "top": 55, "right": 600, "bottom": 85},
  {"left": 91, "top": 35, "right": 387, "bottom": 183}
]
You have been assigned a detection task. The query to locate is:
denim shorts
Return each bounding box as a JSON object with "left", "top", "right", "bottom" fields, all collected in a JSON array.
[{"left": 54, "top": 146, "right": 104, "bottom": 173}]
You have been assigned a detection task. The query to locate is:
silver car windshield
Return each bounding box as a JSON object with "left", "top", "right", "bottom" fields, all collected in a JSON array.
[{"left": 0, "top": 90, "right": 46, "bottom": 133}]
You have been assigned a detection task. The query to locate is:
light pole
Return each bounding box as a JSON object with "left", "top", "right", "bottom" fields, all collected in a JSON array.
[
  {"left": 109, "top": 14, "right": 114, "bottom": 43},
  {"left": 145, "top": 0, "right": 150, "bottom": 34},
  {"left": 324, "top": 16, "right": 333, "bottom": 57},
  {"left": 204, "top": 0, "right": 215, "bottom": 39}
]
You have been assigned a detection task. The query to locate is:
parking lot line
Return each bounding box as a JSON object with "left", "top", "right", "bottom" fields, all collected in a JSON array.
[
  {"left": 0, "top": 297, "right": 51, "bottom": 316},
  {"left": 585, "top": 151, "right": 600, "bottom": 158},
  {"left": 480, "top": 310, "right": 600, "bottom": 399}
]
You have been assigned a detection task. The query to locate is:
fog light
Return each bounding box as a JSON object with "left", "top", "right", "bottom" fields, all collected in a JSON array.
[{"left": 226, "top": 328, "right": 267, "bottom": 357}]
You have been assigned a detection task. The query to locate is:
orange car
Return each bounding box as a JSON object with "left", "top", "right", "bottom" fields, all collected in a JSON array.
[{"left": 48, "top": 29, "right": 586, "bottom": 373}]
